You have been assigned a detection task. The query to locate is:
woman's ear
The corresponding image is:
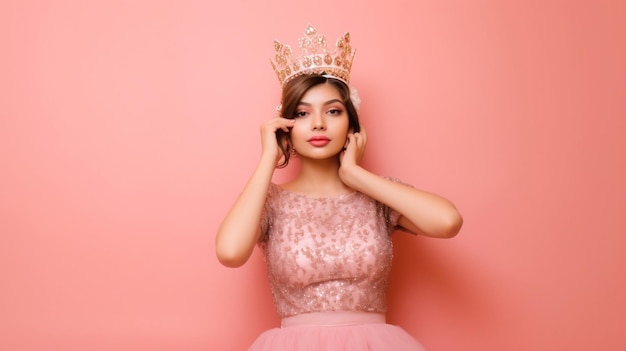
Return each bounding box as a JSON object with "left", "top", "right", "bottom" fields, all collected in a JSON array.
[{"left": 282, "top": 137, "right": 292, "bottom": 150}]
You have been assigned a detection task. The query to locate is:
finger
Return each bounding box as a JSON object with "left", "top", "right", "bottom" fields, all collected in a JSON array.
[
  {"left": 358, "top": 124, "right": 367, "bottom": 137},
  {"left": 350, "top": 135, "right": 361, "bottom": 154},
  {"left": 343, "top": 133, "right": 352, "bottom": 148},
  {"left": 274, "top": 119, "right": 295, "bottom": 132},
  {"left": 346, "top": 133, "right": 356, "bottom": 148},
  {"left": 352, "top": 132, "right": 364, "bottom": 148},
  {"left": 284, "top": 119, "right": 296, "bottom": 131},
  {"left": 355, "top": 130, "right": 367, "bottom": 147},
  {"left": 358, "top": 132, "right": 367, "bottom": 147}
]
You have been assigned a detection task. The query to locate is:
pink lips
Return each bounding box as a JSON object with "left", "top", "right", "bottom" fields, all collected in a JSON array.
[{"left": 307, "top": 136, "right": 330, "bottom": 147}]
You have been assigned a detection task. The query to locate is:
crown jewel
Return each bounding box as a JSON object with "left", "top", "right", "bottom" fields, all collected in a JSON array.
[{"left": 270, "top": 25, "right": 355, "bottom": 86}]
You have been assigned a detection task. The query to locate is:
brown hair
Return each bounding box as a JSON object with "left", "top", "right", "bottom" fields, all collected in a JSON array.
[{"left": 275, "top": 74, "right": 361, "bottom": 168}]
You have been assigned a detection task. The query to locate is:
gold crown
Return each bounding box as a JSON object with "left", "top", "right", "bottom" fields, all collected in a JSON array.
[{"left": 270, "top": 25, "right": 355, "bottom": 86}]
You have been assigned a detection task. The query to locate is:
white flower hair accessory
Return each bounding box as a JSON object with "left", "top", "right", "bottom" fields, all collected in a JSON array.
[{"left": 350, "top": 87, "right": 361, "bottom": 111}]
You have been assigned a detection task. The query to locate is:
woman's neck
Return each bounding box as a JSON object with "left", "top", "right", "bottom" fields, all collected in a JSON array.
[{"left": 286, "top": 157, "right": 352, "bottom": 196}]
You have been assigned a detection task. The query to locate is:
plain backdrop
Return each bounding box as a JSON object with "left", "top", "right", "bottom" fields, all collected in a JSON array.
[{"left": 1, "top": 1, "right": 625, "bottom": 350}]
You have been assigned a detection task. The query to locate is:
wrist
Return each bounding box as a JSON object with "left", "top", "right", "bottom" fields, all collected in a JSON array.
[
  {"left": 339, "top": 164, "right": 366, "bottom": 189},
  {"left": 258, "top": 151, "right": 280, "bottom": 169}
]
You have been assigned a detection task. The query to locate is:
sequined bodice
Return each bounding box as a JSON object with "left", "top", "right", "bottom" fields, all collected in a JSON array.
[{"left": 259, "top": 183, "right": 401, "bottom": 318}]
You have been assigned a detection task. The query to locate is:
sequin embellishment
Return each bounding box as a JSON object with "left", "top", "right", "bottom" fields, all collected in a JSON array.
[{"left": 259, "top": 184, "right": 402, "bottom": 318}]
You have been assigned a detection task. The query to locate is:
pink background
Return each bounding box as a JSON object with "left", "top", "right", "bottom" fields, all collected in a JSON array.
[{"left": 1, "top": 1, "right": 625, "bottom": 350}]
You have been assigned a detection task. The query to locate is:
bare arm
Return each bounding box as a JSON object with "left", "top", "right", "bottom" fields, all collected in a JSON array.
[
  {"left": 339, "top": 129, "right": 463, "bottom": 238},
  {"left": 215, "top": 117, "right": 295, "bottom": 267}
]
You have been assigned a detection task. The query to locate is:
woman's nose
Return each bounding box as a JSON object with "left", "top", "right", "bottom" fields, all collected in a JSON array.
[{"left": 311, "top": 113, "right": 326, "bottom": 130}]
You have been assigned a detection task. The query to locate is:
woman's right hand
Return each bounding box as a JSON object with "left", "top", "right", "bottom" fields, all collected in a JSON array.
[{"left": 260, "top": 117, "right": 295, "bottom": 164}]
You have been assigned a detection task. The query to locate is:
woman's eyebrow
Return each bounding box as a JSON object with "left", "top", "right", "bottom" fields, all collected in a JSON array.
[{"left": 297, "top": 99, "right": 343, "bottom": 106}]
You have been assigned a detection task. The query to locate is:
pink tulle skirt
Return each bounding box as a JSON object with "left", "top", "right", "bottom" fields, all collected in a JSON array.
[{"left": 247, "top": 311, "right": 426, "bottom": 350}]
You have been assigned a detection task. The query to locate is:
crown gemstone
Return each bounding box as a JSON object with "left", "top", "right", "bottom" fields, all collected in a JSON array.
[{"left": 324, "top": 54, "right": 332, "bottom": 65}]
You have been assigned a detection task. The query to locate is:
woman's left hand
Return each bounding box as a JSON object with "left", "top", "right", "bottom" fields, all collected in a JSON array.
[{"left": 339, "top": 125, "right": 367, "bottom": 174}]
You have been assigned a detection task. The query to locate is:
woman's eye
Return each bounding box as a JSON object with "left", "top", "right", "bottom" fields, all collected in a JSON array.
[
  {"left": 294, "top": 111, "right": 307, "bottom": 118},
  {"left": 328, "top": 108, "right": 342, "bottom": 115}
]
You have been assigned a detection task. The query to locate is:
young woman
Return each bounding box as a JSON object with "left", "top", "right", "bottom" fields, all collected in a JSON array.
[{"left": 216, "top": 25, "right": 463, "bottom": 350}]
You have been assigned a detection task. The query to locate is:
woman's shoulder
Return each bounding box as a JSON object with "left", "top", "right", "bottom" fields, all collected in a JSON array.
[
  {"left": 266, "top": 182, "right": 294, "bottom": 205},
  {"left": 266, "top": 182, "right": 282, "bottom": 200}
]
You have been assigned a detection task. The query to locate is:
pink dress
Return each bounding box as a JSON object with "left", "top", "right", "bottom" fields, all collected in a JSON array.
[{"left": 248, "top": 182, "right": 426, "bottom": 350}]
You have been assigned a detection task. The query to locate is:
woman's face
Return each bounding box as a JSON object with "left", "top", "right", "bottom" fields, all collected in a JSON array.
[{"left": 289, "top": 83, "right": 350, "bottom": 161}]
